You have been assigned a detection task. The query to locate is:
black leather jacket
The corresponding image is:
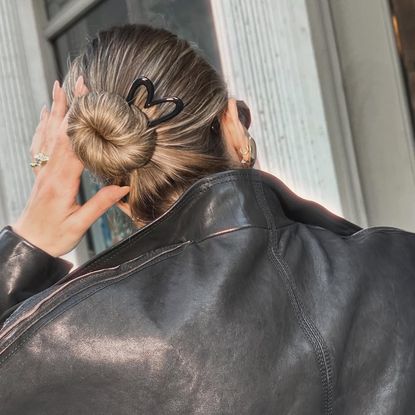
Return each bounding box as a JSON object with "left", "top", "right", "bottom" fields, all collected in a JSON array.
[{"left": 0, "top": 168, "right": 414, "bottom": 415}]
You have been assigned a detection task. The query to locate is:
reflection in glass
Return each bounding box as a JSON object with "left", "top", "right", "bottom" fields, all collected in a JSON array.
[{"left": 45, "top": 0, "right": 75, "bottom": 19}]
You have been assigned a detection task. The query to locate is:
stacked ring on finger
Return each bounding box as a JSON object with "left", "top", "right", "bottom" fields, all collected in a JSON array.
[{"left": 30, "top": 152, "right": 50, "bottom": 168}]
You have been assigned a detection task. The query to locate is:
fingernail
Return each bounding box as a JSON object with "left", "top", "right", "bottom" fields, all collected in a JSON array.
[
  {"left": 52, "top": 80, "right": 60, "bottom": 100},
  {"left": 39, "top": 104, "right": 47, "bottom": 120},
  {"left": 119, "top": 186, "right": 130, "bottom": 197},
  {"left": 75, "top": 76, "right": 83, "bottom": 94}
]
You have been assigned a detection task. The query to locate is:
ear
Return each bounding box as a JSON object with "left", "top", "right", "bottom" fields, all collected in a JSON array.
[
  {"left": 220, "top": 98, "right": 249, "bottom": 163},
  {"left": 224, "top": 98, "right": 240, "bottom": 125},
  {"left": 223, "top": 98, "right": 251, "bottom": 135},
  {"left": 220, "top": 98, "right": 246, "bottom": 141},
  {"left": 115, "top": 200, "right": 132, "bottom": 218}
]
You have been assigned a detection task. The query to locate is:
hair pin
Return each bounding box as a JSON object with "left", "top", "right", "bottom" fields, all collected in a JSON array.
[{"left": 125, "top": 76, "right": 184, "bottom": 127}]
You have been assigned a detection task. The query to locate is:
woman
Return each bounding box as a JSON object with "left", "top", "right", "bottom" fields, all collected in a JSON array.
[{"left": 0, "top": 24, "right": 414, "bottom": 415}]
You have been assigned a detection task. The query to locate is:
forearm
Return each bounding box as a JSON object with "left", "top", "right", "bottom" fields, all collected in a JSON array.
[{"left": 0, "top": 225, "right": 73, "bottom": 320}]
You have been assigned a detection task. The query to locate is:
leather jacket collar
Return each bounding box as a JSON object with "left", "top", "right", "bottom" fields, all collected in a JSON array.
[{"left": 61, "top": 168, "right": 362, "bottom": 282}]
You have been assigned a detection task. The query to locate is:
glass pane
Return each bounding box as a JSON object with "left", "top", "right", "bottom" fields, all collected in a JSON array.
[
  {"left": 45, "top": 0, "right": 78, "bottom": 19},
  {"left": 126, "top": 0, "right": 222, "bottom": 72},
  {"left": 53, "top": 0, "right": 128, "bottom": 75}
]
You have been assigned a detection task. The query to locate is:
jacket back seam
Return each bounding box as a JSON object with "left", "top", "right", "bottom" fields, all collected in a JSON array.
[{"left": 252, "top": 177, "right": 334, "bottom": 415}]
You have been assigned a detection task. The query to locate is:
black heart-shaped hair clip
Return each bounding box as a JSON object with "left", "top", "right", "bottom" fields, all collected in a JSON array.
[{"left": 125, "top": 76, "right": 184, "bottom": 127}]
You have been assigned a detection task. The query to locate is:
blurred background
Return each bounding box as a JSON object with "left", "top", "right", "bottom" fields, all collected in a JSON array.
[{"left": 0, "top": 0, "right": 414, "bottom": 267}]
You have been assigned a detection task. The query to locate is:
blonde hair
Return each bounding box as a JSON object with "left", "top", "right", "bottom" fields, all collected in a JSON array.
[{"left": 62, "top": 24, "right": 240, "bottom": 227}]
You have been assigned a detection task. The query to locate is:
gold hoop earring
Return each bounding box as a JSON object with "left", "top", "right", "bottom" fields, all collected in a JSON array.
[{"left": 239, "top": 135, "right": 257, "bottom": 168}]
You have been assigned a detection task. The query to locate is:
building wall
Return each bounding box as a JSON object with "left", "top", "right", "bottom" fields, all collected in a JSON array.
[
  {"left": 0, "top": 1, "right": 41, "bottom": 224},
  {"left": 329, "top": 0, "right": 415, "bottom": 231},
  {"left": 211, "top": 0, "right": 344, "bottom": 217}
]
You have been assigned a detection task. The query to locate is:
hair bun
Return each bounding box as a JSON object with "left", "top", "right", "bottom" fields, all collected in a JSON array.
[{"left": 67, "top": 91, "right": 156, "bottom": 178}]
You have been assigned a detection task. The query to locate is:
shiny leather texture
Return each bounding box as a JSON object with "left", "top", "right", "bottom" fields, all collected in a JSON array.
[
  {"left": 0, "top": 168, "right": 414, "bottom": 415},
  {"left": 0, "top": 225, "right": 73, "bottom": 322}
]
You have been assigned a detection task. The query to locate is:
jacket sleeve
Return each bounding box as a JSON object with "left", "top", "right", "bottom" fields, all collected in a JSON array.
[{"left": 0, "top": 225, "right": 73, "bottom": 322}]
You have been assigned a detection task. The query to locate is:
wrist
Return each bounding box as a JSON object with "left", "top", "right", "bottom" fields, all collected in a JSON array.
[{"left": 8, "top": 223, "right": 58, "bottom": 258}]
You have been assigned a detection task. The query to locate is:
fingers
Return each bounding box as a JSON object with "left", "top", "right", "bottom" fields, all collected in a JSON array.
[
  {"left": 70, "top": 185, "right": 130, "bottom": 233},
  {"left": 74, "top": 75, "right": 89, "bottom": 97},
  {"left": 32, "top": 76, "right": 90, "bottom": 190},
  {"left": 50, "top": 80, "right": 67, "bottom": 120},
  {"left": 31, "top": 79, "right": 68, "bottom": 169},
  {"left": 58, "top": 75, "right": 88, "bottom": 153},
  {"left": 49, "top": 76, "right": 89, "bottom": 180},
  {"left": 30, "top": 105, "right": 50, "bottom": 177},
  {"left": 54, "top": 75, "right": 88, "bottom": 145}
]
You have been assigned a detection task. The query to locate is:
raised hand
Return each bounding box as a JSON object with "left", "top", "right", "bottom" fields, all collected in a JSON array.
[{"left": 11, "top": 76, "right": 130, "bottom": 257}]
